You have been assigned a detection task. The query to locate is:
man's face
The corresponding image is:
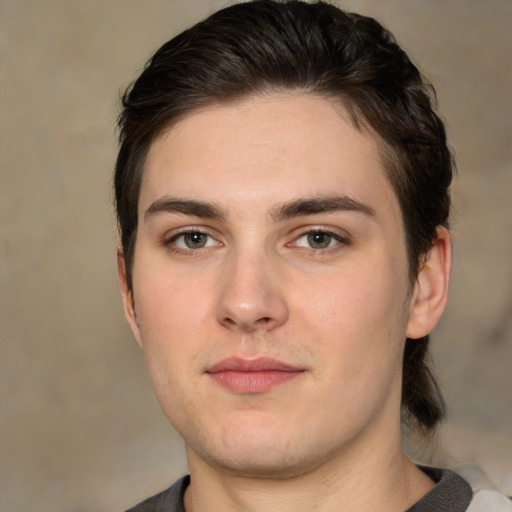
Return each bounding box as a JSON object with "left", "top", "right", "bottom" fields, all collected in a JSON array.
[{"left": 122, "top": 94, "right": 418, "bottom": 478}]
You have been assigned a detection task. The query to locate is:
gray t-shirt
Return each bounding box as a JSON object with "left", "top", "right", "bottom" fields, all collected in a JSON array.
[{"left": 125, "top": 467, "right": 473, "bottom": 512}]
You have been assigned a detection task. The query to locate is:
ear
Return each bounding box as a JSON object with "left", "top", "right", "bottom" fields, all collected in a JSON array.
[
  {"left": 117, "top": 248, "right": 143, "bottom": 347},
  {"left": 406, "top": 226, "right": 452, "bottom": 339}
]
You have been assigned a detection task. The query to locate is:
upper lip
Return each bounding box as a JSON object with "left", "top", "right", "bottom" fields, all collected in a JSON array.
[{"left": 206, "top": 357, "right": 303, "bottom": 374}]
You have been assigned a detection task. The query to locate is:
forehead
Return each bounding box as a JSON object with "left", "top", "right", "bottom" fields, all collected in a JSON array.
[{"left": 140, "top": 94, "right": 398, "bottom": 221}]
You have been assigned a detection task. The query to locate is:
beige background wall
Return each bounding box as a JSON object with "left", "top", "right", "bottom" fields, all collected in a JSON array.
[{"left": 1, "top": 1, "right": 511, "bottom": 510}]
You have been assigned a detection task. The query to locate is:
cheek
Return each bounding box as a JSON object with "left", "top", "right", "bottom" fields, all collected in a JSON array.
[
  {"left": 297, "top": 264, "right": 407, "bottom": 333},
  {"left": 130, "top": 263, "right": 216, "bottom": 397},
  {"left": 134, "top": 263, "right": 213, "bottom": 338},
  {"left": 300, "top": 271, "right": 407, "bottom": 424},
  {"left": 294, "top": 263, "right": 409, "bottom": 376},
  {"left": 132, "top": 271, "right": 208, "bottom": 421}
]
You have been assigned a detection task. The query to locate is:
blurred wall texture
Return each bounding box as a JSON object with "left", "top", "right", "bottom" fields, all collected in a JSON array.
[{"left": 1, "top": 1, "right": 511, "bottom": 510}]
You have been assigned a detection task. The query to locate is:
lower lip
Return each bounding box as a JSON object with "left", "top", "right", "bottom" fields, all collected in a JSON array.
[{"left": 208, "top": 370, "right": 303, "bottom": 393}]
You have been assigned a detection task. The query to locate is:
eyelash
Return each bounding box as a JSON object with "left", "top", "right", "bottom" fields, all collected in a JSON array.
[
  {"left": 163, "top": 229, "right": 220, "bottom": 254},
  {"left": 162, "top": 227, "right": 351, "bottom": 255},
  {"left": 290, "top": 229, "right": 350, "bottom": 253}
]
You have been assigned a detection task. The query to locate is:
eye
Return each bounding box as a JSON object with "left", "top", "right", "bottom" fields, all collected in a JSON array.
[
  {"left": 294, "top": 230, "right": 346, "bottom": 250},
  {"left": 170, "top": 231, "right": 219, "bottom": 250}
]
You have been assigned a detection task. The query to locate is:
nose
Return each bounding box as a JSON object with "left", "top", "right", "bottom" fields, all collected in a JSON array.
[{"left": 215, "top": 249, "right": 289, "bottom": 333}]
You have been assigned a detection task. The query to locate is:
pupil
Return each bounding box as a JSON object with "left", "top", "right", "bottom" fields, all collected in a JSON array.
[{"left": 308, "top": 232, "right": 331, "bottom": 249}]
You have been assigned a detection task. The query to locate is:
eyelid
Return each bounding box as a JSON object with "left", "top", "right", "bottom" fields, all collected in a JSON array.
[
  {"left": 163, "top": 226, "right": 222, "bottom": 251},
  {"left": 287, "top": 226, "right": 351, "bottom": 249}
]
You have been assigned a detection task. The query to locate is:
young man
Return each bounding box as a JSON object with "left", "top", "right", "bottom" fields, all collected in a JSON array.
[{"left": 114, "top": 1, "right": 490, "bottom": 510}]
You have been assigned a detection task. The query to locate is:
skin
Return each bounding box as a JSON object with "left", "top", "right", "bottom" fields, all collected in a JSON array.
[{"left": 119, "top": 94, "right": 451, "bottom": 511}]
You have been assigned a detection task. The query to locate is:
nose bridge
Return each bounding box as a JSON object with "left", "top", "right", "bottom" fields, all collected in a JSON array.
[{"left": 215, "top": 243, "right": 288, "bottom": 332}]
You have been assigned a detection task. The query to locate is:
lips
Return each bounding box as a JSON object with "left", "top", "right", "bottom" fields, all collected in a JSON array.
[{"left": 206, "top": 357, "right": 304, "bottom": 393}]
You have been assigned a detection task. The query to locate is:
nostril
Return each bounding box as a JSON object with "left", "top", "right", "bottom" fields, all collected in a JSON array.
[{"left": 221, "top": 315, "right": 274, "bottom": 331}]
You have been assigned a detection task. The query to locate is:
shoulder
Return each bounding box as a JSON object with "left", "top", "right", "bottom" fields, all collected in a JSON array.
[
  {"left": 467, "top": 490, "right": 512, "bottom": 511},
  {"left": 409, "top": 466, "right": 512, "bottom": 512},
  {"left": 407, "top": 466, "right": 473, "bottom": 511},
  {"left": 456, "top": 465, "right": 512, "bottom": 511},
  {"left": 124, "top": 475, "right": 189, "bottom": 512}
]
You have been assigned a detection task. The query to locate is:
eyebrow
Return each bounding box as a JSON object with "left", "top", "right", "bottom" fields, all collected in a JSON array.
[
  {"left": 144, "top": 195, "right": 375, "bottom": 223},
  {"left": 144, "top": 198, "right": 227, "bottom": 222},
  {"left": 270, "top": 195, "right": 375, "bottom": 221}
]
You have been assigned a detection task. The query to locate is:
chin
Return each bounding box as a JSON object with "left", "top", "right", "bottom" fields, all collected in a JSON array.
[
  {"left": 202, "top": 447, "right": 320, "bottom": 480},
  {"left": 186, "top": 423, "right": 332, "bottom": 480}
]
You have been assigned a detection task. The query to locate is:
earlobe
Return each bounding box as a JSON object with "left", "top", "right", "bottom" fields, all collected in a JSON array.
[
  {"left": 406, "top": 227, "right": 452, "bottom": 339},
  {"left": 117, "top": 248, "right": 143, "bottom": 347}
]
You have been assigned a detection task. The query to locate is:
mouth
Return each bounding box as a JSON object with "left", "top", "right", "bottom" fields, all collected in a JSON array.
[{"left": 206, "top": 357, "right": 305, "bottom": 394}]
